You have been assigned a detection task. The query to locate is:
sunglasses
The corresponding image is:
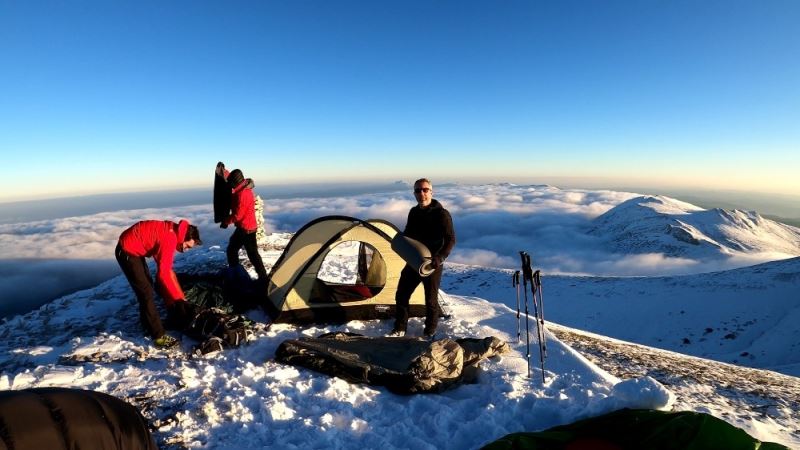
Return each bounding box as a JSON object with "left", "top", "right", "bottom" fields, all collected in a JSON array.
[{"left": 413, "top": 187, "right": 431, "bottom": 193}]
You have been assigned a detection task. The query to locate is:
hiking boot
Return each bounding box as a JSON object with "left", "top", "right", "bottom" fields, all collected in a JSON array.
[
  {"left": 387, "top": 329, "right": 405, "bottom": 337},
  {"left": 154, "top": 334, "right": 179, "bottom": 349},
  {"left": 423, "top": 330, "right": 436, "bottom": 340}
]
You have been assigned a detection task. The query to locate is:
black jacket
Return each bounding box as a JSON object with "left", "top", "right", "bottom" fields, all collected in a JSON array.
[{"left": 404, "top": 199, "right": 456, "bottom": 261}]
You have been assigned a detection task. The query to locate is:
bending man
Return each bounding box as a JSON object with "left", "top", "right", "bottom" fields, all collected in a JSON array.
[{"left": 115, "top": 219, "right": 201, "bottom": 348}]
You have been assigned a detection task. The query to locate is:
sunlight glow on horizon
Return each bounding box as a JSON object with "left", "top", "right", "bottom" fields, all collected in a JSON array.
[{"left": 3, "top": 171, "right": 799, "bottom": 205}]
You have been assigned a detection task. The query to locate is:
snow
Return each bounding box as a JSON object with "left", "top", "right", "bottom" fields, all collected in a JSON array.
[
  {"left": 441, "top": 257, "right": 800, "bottom": 376},
  {"left": 0, "top": 240, "right": 674, "bottom": 449},
  {"left": 1, "top": 184, "right": 799, "bottom": 449}
]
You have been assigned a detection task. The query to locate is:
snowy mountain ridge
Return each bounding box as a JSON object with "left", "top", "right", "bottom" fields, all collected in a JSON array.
[{"left": 589, "top": 195, "right": 800, "bottom": 259}]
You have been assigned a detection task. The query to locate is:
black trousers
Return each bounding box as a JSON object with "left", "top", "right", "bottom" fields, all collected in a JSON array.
[
  {"left": 227, "top": 227, "right": 268, "bottom": 281},
  {"left": 115, "top": 244, "right": 165, "bottom": 338},
  {"left": 393, "top": 264, "right": 442, "bottom": 333}
]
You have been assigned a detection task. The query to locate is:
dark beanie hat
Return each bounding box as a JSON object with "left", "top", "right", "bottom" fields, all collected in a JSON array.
[
  {"left": 185, "top": 225, "right": 202, "bottom": 245},
  {"left": 228, "top": 169, "right": 245, "bottom": 189}
]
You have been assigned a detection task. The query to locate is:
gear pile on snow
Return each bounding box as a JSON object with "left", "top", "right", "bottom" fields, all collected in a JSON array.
[
  {"left": 177, "top": 270, "right": 257, "bottom": 354},
  {"left": 184, "top": 307, "right": 254, "bottom": 354}
]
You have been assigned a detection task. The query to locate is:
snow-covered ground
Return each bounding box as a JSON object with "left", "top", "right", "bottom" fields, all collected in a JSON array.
[
  {"left": 1, "top": 233, "right": 797, "bottom": 449},
  {"left": 441, "top": 257, "right": 800, "bottom": 377},
  {"left": 549, "top": 323, "right": 800, "bottom": 448}
]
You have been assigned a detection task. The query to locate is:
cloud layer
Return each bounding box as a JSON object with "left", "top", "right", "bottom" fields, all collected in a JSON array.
[{"left": 1, "top": 184, "right": 794, "bottom": 317}]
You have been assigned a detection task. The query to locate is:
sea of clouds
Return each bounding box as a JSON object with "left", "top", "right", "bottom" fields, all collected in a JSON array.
[{"left": 0, "top": 183, "right": 788, "bottom": 317}]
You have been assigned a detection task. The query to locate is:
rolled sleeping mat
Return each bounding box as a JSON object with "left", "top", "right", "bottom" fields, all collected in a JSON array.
[
  {"left": 213, "top": 162, "right": 232, "bottom": 223},
  {"left": 391, "top": 233, "right": 435, "bottom": 277}
]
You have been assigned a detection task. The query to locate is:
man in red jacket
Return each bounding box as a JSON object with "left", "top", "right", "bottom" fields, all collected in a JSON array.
[
  {"left": 115, "top": 219, "right": 202, "bottom": 348},
  {"left": 221, "top": 168, "right": 268, "bottom": 282}
]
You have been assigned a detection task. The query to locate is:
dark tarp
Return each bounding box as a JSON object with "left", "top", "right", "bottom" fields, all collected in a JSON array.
[
  {"left": 179, "top": 266, "right": 262, "bottom": 313},
  {"left": 481, "top": 408, "right": 789, "bottom": 450},
  {"left": 0, "top": 387, "right": 157, "bottom": 450},
  {"left": 275, "top": 332, "right": 509, "bottom": 394}
]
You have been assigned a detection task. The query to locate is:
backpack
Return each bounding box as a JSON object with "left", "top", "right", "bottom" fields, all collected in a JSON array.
[{"left": 185, "top": 307, "right": 254, "bottom": 355}]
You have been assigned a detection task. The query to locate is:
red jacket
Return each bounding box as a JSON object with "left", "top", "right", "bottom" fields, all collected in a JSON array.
[
  {"left": 118, "top": 220, "right": 189, "bottom": 305},
  {"left": 224, "top": 180, "right": 258, "bottom": 232}
]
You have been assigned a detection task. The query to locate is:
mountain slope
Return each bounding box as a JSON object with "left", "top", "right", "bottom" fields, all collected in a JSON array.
[{"left": 588, "top": 195, "right": 800, "bottom": 259}]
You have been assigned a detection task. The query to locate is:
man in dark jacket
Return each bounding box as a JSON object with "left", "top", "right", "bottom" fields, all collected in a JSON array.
[
  {"left": 115, "top": 219, "right": 201, "bottom": 348},
  {"left": 221, "top": 168, "right": 268, "bottom": 282},
  {"left": 390, "top": 178, "right": 456, "bottom": 337}
]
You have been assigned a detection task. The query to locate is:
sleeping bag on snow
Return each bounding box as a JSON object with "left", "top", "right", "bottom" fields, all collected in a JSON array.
[
  {"left": 275, "top": 332, "right": 509, "bottom": 394},
  {"left": 0, "top": 387, "right": 157, "bottom": 450}
]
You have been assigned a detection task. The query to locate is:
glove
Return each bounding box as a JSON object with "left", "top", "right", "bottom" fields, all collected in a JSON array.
[{"left": 220, "top": 222, "right": 229, "bottom": 229}]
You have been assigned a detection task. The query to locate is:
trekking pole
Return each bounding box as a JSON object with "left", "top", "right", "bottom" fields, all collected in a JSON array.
[
  {"left": 533, "top": 270, "right": 547, "bottom": 360},
  {"left": 512, "top": 270, "right": 521, "bottom": 343},
  {"left": 436, "top": 290, "right": 452, "bottom": 320},
  {"left": 519, "top": 252, "right": 531, "bottom": 379},
  {"left": 522, "top": 252, "right": 546, "bottom": 384}
]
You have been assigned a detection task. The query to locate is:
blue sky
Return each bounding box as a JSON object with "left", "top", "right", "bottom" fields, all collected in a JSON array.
[{"left": 1, "top": 0, "right": 799, "bottom": 202}]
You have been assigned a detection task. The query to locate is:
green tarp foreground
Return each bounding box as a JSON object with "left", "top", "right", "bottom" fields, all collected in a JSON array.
[{"left": 482, "top": 408, "right": 788, "bottom": 450}]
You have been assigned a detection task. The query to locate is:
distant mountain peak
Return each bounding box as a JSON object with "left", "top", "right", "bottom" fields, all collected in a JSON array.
[{"left": 590, "top": 195, "right": 800, "bottom": 258}]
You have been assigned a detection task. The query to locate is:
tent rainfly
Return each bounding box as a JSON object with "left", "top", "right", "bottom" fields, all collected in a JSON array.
[{"left": 264, "top": 216, "right": 427, "bottom": 323}]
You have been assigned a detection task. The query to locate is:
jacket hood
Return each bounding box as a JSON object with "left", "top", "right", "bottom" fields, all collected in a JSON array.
[
  {"left": 233, "top": 178, "right": 255, "bottom": 193},
  {"left": 176, "top": 219, "right": 189, "bottom": 243}
]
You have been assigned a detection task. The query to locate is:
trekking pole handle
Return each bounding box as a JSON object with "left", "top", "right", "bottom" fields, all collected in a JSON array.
[
  {"left": 512, "top": 270, "right": 520, "bottom": 287},
  {"left": 520, "top": 251, "right": 533, "bottom": 282}
]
